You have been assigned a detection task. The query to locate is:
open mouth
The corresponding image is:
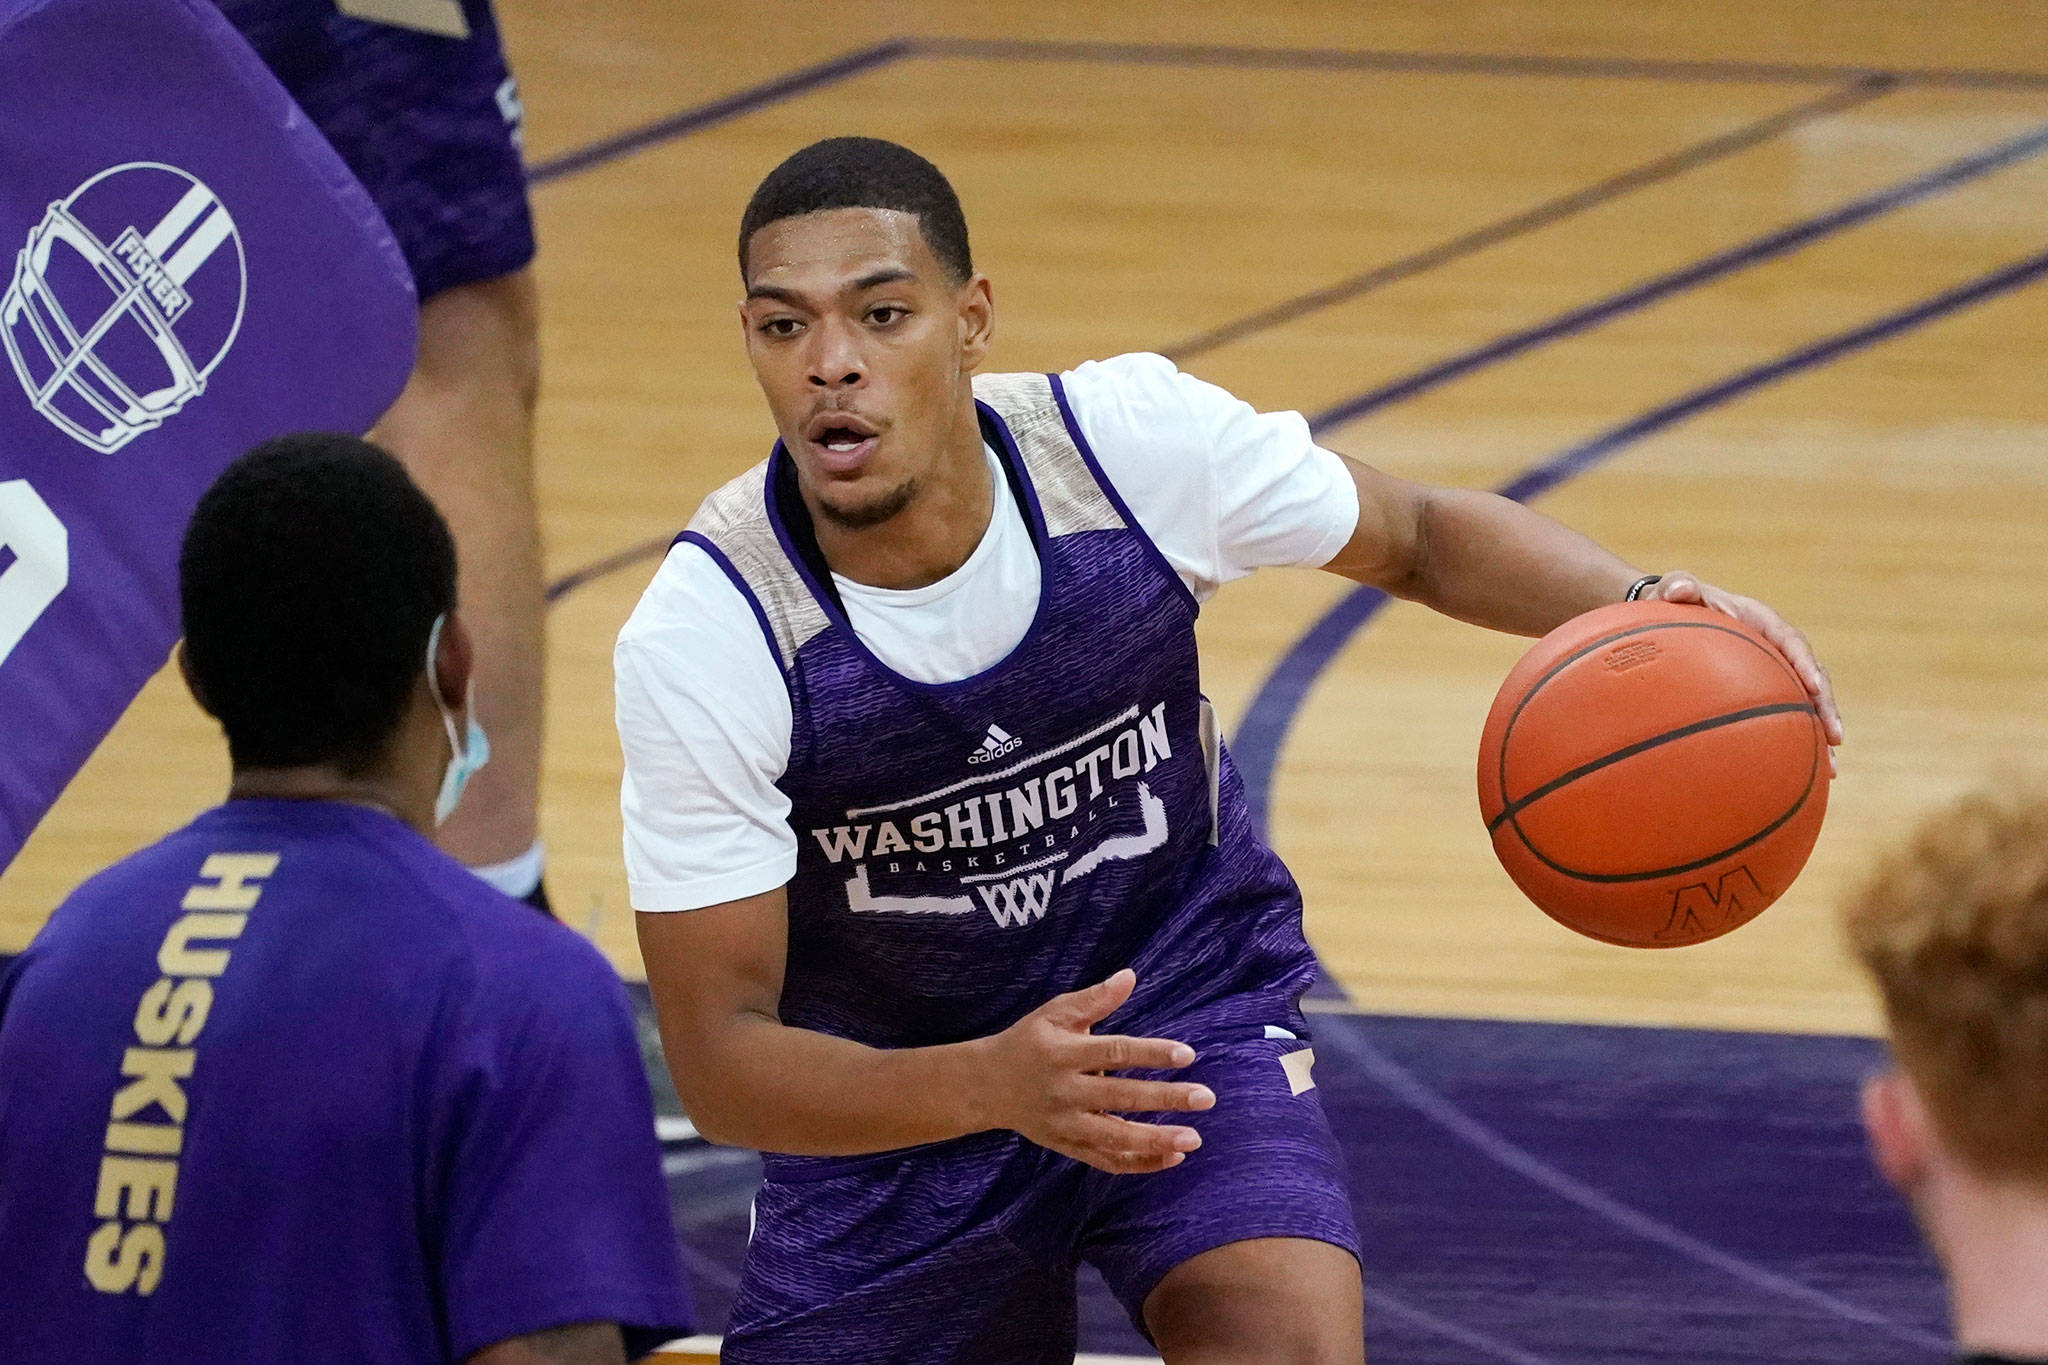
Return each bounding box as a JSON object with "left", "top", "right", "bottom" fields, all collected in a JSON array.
[{"left": 804, "top": 414, "right": 879, "bottom": 472}]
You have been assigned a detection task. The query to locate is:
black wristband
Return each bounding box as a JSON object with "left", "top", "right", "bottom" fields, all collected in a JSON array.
[{"left": 1624, "top": 574, "right": 1663, "bottom": 602}]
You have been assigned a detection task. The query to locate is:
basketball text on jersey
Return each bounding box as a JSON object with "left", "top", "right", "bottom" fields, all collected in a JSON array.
[
  {"left": 811, "top": 702, "right": 1174, "bottom": 927},
  {"left": 82, "top": 852, "right": 279, "bottom": 1296}
]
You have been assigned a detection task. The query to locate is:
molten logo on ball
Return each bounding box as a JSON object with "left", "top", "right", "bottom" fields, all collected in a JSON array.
[
  {"left": 1655, "top": 865, "right": 1765, "bottom": 944},
  {"left": 1477, "top": 601, "right": 1829, "bottom": 948}
]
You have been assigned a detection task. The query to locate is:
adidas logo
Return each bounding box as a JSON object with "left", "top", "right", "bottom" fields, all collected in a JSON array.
[{"left": 966, "top": 723, "right": 1022, "bottom": 765}]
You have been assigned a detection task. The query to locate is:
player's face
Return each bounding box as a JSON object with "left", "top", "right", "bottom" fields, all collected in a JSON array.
[{"left": 741, "top": 208, "right": 991, "bottom": 529}]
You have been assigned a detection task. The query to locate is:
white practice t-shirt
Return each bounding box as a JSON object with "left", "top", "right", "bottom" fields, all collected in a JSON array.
[{"left": 614, "top": 352, "right": 1361, "bottom": 911}]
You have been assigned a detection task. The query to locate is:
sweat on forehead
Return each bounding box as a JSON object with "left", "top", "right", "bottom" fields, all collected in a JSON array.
[{"left": 738, "top": 136, "right": 972, "bottom": 284}]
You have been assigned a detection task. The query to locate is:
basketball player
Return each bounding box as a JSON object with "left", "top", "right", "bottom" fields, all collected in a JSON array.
[
  {"left": 0, "top": 435, "right": 693, "bottom": 1362},
  {"left": 1845, "top": 790, "right": 2048, "bottom": 1365},
  {"left": 216, "top": 0, "right": 551, "bottom": 910},
  {"left": 616, "top": 138, "right": 1844, "bottom": 1362}
]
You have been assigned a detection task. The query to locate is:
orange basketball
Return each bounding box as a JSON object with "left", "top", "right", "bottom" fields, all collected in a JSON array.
[{"left": 1477, "top": 600, "right": 1829, "bottom": 947}]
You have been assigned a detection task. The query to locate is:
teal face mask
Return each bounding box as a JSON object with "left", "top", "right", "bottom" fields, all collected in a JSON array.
[{"left": 424, "top": 614, "right": 490, "bottom": 827}]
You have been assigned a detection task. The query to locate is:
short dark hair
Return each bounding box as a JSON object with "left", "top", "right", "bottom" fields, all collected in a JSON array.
[
  {"left": 738, "top": 137, "right": 972, "bottom": 283},
  {"left": 179, "top": 432, "right": 456, "bottom": 773}
]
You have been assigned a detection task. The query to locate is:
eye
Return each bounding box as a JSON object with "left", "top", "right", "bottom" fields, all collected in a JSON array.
[
  {"left": 867, "top": 305, "right": 907, "bottom": 327},
  {"left": 758, "top": 317, "right": 803, "bottom": 338}
]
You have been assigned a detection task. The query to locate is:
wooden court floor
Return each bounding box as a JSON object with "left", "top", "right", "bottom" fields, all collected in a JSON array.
[{"left": 5, "top": 0, "right": 2044, "bottom": 1039}]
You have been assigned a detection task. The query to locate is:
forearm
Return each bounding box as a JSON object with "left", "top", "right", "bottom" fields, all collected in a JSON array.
[
  {"left": 679, "top": 1011, "right": 992, "bottom": 1156},
  {"left": 1397, "top": 485, "right": 1641, "bottom": 636}
]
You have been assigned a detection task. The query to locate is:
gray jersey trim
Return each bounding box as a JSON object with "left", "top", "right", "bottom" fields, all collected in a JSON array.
[
  {"left": 972, "top": 371, "right": 1125, "bottom": 538},
  {"left": 685, "top": 462, "right": 830, "bottom": 669},
  {"left": 685, "top": 372, "right": 1120, "bottom": 670}
]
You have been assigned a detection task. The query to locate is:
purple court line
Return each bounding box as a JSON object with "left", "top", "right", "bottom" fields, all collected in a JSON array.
[
  {"left": 546, "top": 534, "right": 671, "bottom": 604},
  {"left": 1231, "top": 243, "right": 2048, "bottom": 839},
  {"left": 1164, "top": 77, "right": 1893, "bottom": 361},
  {"left": 525, "top": 39, "right": 916, "bottom": 186},
  {"left": 521, "top": 34, "right": 2048, "bottom": 193},
  {"left": 1306, "top": 118, "right": 2048, "bottom": 433},
  {"left": 535, "top": 74, "right": 1908, "bottom": 602},
  {"left": 534, "top": 69, "right": 2047, "bottom": 603},
  {"left": 913, "top": 35, "right": 2048, "bottom": 93},
  {"left": 1361, "top": 1283, "right": 1558, "bottom": 1365},
  {"left": 1316, "top": 1019, "right": 1952, "bottom": 1352}
]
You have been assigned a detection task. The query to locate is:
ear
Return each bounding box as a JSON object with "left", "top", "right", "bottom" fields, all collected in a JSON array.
[
  {"left": 431, "top": 612, "right": 475, "bottom": 714},
  {"left": 957, "top": 272, "right": 994, "bottom": 372},
  {"left": 175, "top": 641, "right": 215, "bottom": 718},
  {"left": 1862, "top": 1068, "right": 1931, "bottom": 1194}
]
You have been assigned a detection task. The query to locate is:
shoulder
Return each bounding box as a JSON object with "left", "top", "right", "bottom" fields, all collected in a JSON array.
[
  {"left": 685, "top": 460, "right": 772, "bottom": 544},
  {"left": 1058, "top": 352, "right": 1248, "bottom": 437},
  {"left": 1052, "top": 352, "right": 1272, "bottom": 490},
  {"left": 27, "top": 814, "right": 256, "bottom": 954},
  {"left": 373, "top": 834, "right": 627, "bottom": 1027},
  {"left": 615, "top": 542, "right": 789, "bottom": 739},
  {"left": 618, "top": 538, "right": 761, "bottom": 652},
  {"left": 461, "top": 907, "right": 629, "bottom": 1022}
]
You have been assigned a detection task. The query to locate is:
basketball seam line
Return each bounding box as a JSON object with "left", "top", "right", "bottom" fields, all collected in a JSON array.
[
  {"left": 1502, "top": 730, "right": 1822, "bottom": 885},
  {"left": 1485, "top": 700, "right": 1815, "bottom": 833},
  {"left": 1493, "top": 620, "right": 1787, "bottom": 854}
]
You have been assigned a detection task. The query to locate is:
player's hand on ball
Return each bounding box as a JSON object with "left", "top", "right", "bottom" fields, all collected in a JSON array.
[
  {"left": 1638, "top": 571, "right": 1844, "bottom": 762},
  {"left": 976, "top": 968, "right": 1213, "bottom": 1175}
]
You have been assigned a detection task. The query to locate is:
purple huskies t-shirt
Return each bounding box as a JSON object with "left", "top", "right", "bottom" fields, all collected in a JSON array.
[{"left": 0, "top": 799, "right": 693, "bottom": 1363}]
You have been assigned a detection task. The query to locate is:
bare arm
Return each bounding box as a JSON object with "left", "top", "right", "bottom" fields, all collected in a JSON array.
[
  {"left": 636, "top": 892, "right": 1213, "bottom": 1173},
  {"left": 1325, "top": 455, "right": 1843, "bottom": 742},
  {"left": 466, "top": 1322, "right": 623, "bottom": 1365},
  {"left": 1325, "top": 457, "right": 1639, "bottom": 635}
]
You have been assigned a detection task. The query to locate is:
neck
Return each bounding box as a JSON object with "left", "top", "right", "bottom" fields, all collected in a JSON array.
[
  {"left": 807, "top": 388, "right": 991, "bottom": 590},
  {"left": 227, "top": 766, "right": 430, "bottom": 834},
  {"left": 1927, "top": 1166, "right": 2048, "bottom": 1357}
]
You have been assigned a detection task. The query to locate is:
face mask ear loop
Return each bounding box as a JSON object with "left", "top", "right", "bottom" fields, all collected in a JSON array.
[{"left": 425, "top": 614, "right": 465, "bottom": 764}]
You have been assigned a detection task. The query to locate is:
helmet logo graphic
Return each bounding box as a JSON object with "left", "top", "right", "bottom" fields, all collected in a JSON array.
[{"left": 3, "top": 163, "right": 247, "bottom": 454}]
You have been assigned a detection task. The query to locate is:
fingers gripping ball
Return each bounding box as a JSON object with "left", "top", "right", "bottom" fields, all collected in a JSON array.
[{"left": 1477, "top": 601, "right": 1830, "bottom": 947}]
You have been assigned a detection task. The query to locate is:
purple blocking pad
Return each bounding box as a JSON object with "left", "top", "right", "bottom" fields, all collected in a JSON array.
[{"left": 0, "top": 0, "right": 417, "bottom": 866}]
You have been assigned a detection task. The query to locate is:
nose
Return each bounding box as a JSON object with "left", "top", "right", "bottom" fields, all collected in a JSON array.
[{"left": 806, "top": 318, "right": 864, "bottom": 390}]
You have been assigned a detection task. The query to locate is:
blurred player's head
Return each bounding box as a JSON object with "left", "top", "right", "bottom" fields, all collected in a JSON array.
[
  {"left": 737, "top": 137, "right": 992, "bottom": 531},
  {"left": 179, "top": 433, "right": 475, "bottom": 818},
  {"left": 1844, "top": 787, "right": 2048, "bottom": 1348}
]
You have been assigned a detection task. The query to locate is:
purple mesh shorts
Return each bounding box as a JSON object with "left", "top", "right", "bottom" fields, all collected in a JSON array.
[
  {"left": 723, "top": 1031, "right": 1361, "bottom": 1364},
  {"left": 215, "top": 0, "right": 535, "bottom": 301}
]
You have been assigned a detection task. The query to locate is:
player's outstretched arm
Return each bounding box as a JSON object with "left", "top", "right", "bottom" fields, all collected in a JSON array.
[
  {"left": 1322, "top": 454, "right": 1842, "bottom": 745},
  {"left": 638, "top": 901, "right": 1210, "bottom": 1172}
]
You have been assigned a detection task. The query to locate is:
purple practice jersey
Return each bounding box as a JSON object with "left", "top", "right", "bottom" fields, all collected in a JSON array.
[
  {"left": 684, "top": 371, "right": 1321, "bottom": 1077},
  {"left": 0, "top": 799, "right": 693, "bottom": 1363}
]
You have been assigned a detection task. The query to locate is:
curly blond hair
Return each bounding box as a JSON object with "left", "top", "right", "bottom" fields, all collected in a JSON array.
[{"left": 1843, "top": 788, "right": 2048, "bottom": 1180}]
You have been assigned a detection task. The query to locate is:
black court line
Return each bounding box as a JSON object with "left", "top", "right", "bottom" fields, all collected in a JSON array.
[
  {"left": 914, "top": 34, "right": 2048, "bottom": 92},
  {"left": 1163, "top": 77, "right": 1893, "bottom": 361},
  {"left": 1486, "top": 701, "right": 1815, "bottom": 834}
]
